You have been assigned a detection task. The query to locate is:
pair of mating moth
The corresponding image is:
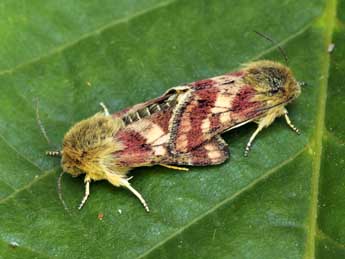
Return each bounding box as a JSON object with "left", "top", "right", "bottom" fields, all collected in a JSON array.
[{"left": 47, "top": 60, "right": 302, "bottom": 212}]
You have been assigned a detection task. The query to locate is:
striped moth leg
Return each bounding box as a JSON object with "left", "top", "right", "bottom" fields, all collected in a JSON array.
[
  {"left": 106, "top": 172, "right": 150, "bottom": 212},
  {"left": 78, "top": 175, "right": 91, "bottom": 210},
  {"left": 283, "top": 109, "right": 300, "bottom": 135},
  {"left": 244, "top": 107, "right": 299, "bottom": 156}
]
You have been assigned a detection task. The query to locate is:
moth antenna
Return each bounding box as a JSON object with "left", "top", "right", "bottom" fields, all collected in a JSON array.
[
  {"left": 37, "top": 98, "right": 68, "bottom": 212},
  {"left": 46, "top": 150, "right": 62, "bottom": 156},
  {"left": 57, "top": 171, "right": 70, "bottom": 212},
  {"left": 254, "top": 30, "right": 289, "bottom": 66},
  {"left": 35, "top": 98, "right": 51, "bottom": 145},
  {"left": 298, "top": 81, "right": 307, "bottom": 87}
]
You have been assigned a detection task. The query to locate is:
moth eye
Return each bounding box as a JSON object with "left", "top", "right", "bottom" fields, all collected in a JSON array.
[
  {"left": 272, "top": 77, "right": 281, "bottom": 88},
  {"left": 268, "top": 77, "right": 282, "bottom": 95}
]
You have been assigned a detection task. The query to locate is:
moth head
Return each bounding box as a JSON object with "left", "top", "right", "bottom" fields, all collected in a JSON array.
[
  {"left": 60, "top": 113, "right": 124, "bottom": 178},
  {"left": 243, "top": 60, "right": 301, "bottom": 105}
]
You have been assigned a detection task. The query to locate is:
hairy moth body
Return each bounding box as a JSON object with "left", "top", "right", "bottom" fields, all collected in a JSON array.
[{"left": 49, "top": 60, "right": 302, "bottom": 211}]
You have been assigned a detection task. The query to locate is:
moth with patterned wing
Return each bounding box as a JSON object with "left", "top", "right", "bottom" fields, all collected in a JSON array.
[{"left": 47, "top": 60, "right": 302, "bottom": 211}]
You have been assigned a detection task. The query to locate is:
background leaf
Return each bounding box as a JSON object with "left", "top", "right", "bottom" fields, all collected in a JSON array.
[{"left": 0, "top": 0, "right": 343, "bottom": 258}]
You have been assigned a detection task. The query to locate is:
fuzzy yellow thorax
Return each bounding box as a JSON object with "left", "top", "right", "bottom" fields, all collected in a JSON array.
[{"left": 61, "top": 113, "right": 125, "bottom": 181}]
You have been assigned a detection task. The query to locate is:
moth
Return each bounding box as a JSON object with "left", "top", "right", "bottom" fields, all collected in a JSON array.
[{"left": 47, "top": 60, "right": 302, "bottom": 212}]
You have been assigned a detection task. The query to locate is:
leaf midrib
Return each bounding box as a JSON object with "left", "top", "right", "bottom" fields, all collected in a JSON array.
[{"left": 304, "top": 0, "right": 337, "bottom": 258}]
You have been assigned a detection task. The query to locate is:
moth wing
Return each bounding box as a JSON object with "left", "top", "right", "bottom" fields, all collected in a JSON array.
[
  {"left": 114, "top": 109, "right": 230, "bottom": 168},
  {"left": 113, "top": 86, "right": 196, "bottom": 168},
  {"left": 112, "top": 86, "right": 190, "bottom": 121},
  {"left": 115, "top": 123, "right": 229, "bottom": 168},
  {"left": 166, "top": 135, "right": 229, "bottom": 166},
  {"left": 169, "top": 73, "right": 262, "bottom": 154},
  {"left": 114, "top": 108, "right": 173, "bottom": 168}
]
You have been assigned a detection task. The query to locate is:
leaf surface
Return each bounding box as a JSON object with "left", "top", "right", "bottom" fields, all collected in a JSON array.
[{"left": 0, "top": 0, "right": 343, "bottom": 258}]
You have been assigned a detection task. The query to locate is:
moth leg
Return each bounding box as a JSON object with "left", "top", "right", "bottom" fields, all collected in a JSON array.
[
  {"left": 121, "top": 179, "right": 150, "bottom": 212},
  {"left": 78, "top": 176, "right": 91, "bottom": 210},
  {"left": 244, "top": 124, "right": 265, "bottom": 157},
  {"left": 160, "top": 164, "right": 189, "bottom": 171},
  {"left": 99, "top": 102, "right": 110, "bottom": 116},
  {"left": 245, "top": 107, "right": 288, "bottom": 156},
  {"left": 106, "top": 173, "right": 149, "bottom": 212},
  {"left": 284, "top": 109, "right": 300, "bottom": 135}
]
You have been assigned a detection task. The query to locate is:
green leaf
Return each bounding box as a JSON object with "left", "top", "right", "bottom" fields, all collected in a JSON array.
[{"left": 0, "top": 0, "right": 343, "bottom": 258}]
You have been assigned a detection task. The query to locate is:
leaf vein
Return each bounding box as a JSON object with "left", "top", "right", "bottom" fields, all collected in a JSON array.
[
  {"left": 137, "top": 146, "right": 307, "bottom": 259},
  {"left": 0, "top": 134, "right": 42, "bottom": 172},
  {"left": 0, "top": 0, "right": 176, "bottom": 77},
  {"left": 0, "top": 239, "right": 52, "bottom": 259},
  {"left": 0, "top": 168, "right": 56, "bottom": 204},
  {"left": 317, "top": 228, "right": 345, "bottom": 250}
]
